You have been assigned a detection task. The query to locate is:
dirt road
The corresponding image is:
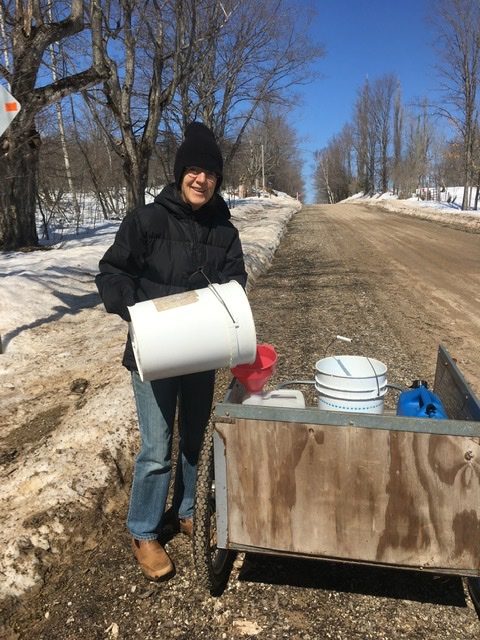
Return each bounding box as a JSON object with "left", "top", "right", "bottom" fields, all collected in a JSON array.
[
  {"left": 2, "top": 202, "right": 480, "bottom": 639},
  {"left": 259, "top": 202, "right": 480, "bottom": 398}
]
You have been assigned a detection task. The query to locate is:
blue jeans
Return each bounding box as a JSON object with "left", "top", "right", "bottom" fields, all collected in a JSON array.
[{"left": 127, "top": 369, "right": 215, "bottom": 540}]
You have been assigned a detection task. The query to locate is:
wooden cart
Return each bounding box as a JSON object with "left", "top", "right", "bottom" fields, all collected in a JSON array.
[{"left": 192, "top": 345, "right": 480, "bottom": 602}]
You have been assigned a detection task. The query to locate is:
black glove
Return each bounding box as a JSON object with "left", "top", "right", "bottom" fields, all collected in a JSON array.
[{"left": 120, "top": 287, "right": 136, "bottom": 321}]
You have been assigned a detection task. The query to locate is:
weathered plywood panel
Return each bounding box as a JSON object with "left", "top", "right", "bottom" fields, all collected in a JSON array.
[{"left": 216, "top": 419, "right": 480, "bottom": 573}]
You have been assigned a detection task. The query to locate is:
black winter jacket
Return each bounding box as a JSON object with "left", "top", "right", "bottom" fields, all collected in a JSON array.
[{"left": 95, "top": 184, "right": 247, "bottom": 370}]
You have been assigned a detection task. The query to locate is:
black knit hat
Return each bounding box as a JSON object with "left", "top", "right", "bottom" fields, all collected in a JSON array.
[{"left": 174, "top": 122, "right": 223, "bottom": 191}]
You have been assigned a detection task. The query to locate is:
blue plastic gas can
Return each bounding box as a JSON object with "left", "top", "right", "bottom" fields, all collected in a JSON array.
[{"left": 396, "top": 384, "right": 448, "bottom": 419}]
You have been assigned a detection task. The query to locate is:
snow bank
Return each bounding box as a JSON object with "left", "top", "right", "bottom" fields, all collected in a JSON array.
[{"left": 342, "top": 191, "right": 480, "bottom": 232}]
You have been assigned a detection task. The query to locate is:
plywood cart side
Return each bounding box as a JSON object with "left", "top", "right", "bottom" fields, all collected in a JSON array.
[{"left": 193, "top": 345, "right": 480, "bottom": 595}]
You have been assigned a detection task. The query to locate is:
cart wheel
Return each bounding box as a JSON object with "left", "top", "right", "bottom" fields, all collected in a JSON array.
[
  {"left": 467, "top": 577, "right": 480, "bottom": 619},
  {"left": 193, "top": 421, "right": 235, "bottom": 596}
]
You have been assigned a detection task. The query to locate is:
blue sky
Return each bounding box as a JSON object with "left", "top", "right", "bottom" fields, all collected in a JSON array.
[{"left": 293, "top": 0, "right": 440, "bottom": 202}]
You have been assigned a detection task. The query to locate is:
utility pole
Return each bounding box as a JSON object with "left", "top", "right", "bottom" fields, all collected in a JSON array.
[{"left": 261, "top": 143, "right": 265, "bottom": 191}]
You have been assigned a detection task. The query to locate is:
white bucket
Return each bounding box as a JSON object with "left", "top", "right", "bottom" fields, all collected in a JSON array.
[
  {"left": 314, "top": 355, "right": 388, "bottom": 414},
  {"left": 314, "top": 380, "right": 387, "bottom": 400},
  {"left": 317, "top": 393, "right": 385, "bottom": 414},
  {"left": 128, "top": 281, "right": 257, "bottom": 381},
  {"left": 314, "top": 355, "right": 387, "bottom": 391}
]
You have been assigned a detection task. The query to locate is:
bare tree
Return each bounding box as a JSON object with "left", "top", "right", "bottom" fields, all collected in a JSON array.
[
  {"left": 314, "top": 148, "right": 334, "bottom": 204},
  {"left": 372, "top": 74, "right": 398, "bottom": 193},
  {"left": 173, "top": 0, "right": 324, "bottom": 171},
  {"left": 84, "top": 0, "right": 214, "bottom": 213},
  {"left": 69, "top": 97, "right": 126, "bottom": 219},
  {"left": 83, "top": 0, "right": 321, "bottom": 212},
  {"left": 399, "top": 102, "right": 434, "bottom": 198},
  {"left": 46, "top": 4, "right": 82, "bottom": 226},
  {"left": 431, "top": 0, "right": 480, "bottom": 209},
  {"left": 392, "top": 86, "right": 404, "bottom": 194},
  {"left": 353, "top": 80, "right": 377, "bottom": 194},
  {"left": 352, "top": 75, "right": 397, "bottom": 195},
  {"left": 231, "top": 107, "right": 304, "bottom": 196},
  {"left": 0, "top": 0, "right": 107, "bottom": 250},
  {"left": 314, "top": 126, "right": 354, "bottom": 204},
  {"left": 264, "top": 114, "right": 304, "bottom": 196},
  {"left": 438, "top": 138, "right": 464, "bottom": 189}
]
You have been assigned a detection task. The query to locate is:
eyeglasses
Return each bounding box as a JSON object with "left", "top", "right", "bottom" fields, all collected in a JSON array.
[{"left": 185, "top": 166, "right": 218, "bottom": 182}]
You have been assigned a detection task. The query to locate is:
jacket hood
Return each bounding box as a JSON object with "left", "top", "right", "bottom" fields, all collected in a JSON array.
[{"left": 154, "top": 183, "right": 231, "bottom": 221}]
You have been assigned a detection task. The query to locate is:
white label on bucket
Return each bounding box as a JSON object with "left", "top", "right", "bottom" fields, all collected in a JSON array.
[{"left": 153, "top": 290, "right": 199, "bottom": 312}]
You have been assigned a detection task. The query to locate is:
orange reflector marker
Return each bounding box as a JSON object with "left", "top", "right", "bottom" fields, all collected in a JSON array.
[{"left": 0, "top": 86, "right": 21, "bottom": 135}]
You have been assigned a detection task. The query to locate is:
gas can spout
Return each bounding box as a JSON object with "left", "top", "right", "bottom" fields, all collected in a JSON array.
[{"left": 410, "top": 379, "right": 429, "bottom": 389}]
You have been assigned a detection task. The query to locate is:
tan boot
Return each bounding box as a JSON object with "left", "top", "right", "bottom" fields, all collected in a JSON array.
[
  {"left": 131, "top": 539, "right": 175, "bottom": 581},
  {"left": 179, "top": 517, "right": 193, "bottom": 539}
]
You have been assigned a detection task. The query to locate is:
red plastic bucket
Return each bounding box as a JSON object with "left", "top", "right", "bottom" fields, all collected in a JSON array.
[{"left": 231, "top": 343, "right": 278, "bottom": 393}]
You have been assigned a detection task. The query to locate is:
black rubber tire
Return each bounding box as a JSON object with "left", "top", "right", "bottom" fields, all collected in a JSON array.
[
  {"left": 467, "top": 577, "right": 480, "bottom": 619},
  {"left": 193, "top": 420, "right": 235, "bottom": 596}
]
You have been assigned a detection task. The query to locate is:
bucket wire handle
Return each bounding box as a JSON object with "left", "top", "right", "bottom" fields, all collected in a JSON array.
[
  {"left": 324, "top": 335, "right": 382, "bottom": 398},
  {"left": 323, "top": 335, "right": 351, "bottom": 358},
  {"left": 196, "top": 267, "right": 239, "bottom": 327},
  {"left": 366, "top": 356, "right": 381, "bottom": 397}
]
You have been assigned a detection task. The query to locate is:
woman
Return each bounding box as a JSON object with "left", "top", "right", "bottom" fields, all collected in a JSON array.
[{"left": 95, "top": 122, "right": 247, "bottom": 581}]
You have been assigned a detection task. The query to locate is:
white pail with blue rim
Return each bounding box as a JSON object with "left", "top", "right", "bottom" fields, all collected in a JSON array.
[{"left": 314, "top": 355, "right": 388, "bottom": 414}]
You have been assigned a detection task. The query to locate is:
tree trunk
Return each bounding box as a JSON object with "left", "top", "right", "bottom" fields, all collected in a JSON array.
[
  {"left": 0, "top": 0, "right": 106, "bottom": 250},
  {"left": 462, "top": 184, "right": 470, "bottom": 210},
  {"left": 124, "top": 152, "right": 150, "bottom": 212},
  {"left": 475, "top": 170, "right": 480, "bottom": 210},
  {"left": 462, "top": 137, "right": 472, "bottom": 210},
  {"left": 0, "top": 126, "right": 40, "bottom": 249}
]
